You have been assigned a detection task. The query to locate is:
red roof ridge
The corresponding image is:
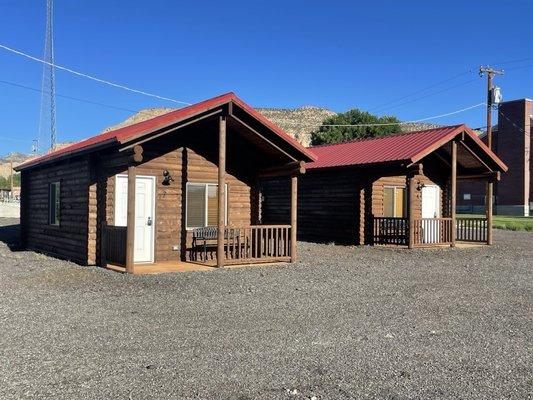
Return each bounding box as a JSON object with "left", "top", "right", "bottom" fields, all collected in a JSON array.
[
  {"left": 305, "top": 123, "right": 507, "bottom": 171},
  {"left": 16, "top": 92, "right": 315, "bottom": 170},
  {"left": 309, "top": 124, "right": 465, "bottom": 149}
]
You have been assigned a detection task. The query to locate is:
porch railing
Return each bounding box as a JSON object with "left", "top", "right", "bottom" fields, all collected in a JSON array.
[
  {"left": 192, "top": 225, "right": 292, "bottom": 264},
  {"left": 372, "top": 216, "right": 488, "bottom": 247},
  {"left": 413, "top": 218, "right": 453, "bottom": 246},
  {"left": 373, "top": 217, "right": 408, "bottom": 245},
  {"left": 456, "top": 217, "right": 488, "bottom": 243},
  {"left": 222, "top": 225, "right": 292, "bottom": 263},
  {"left": 102, "top": 225, "right": 127, "bottom": 266}
]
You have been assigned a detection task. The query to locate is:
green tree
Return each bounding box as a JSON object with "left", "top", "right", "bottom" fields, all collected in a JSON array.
[
  {"left": 311, "top": 109, "right": 401, "bottom": 145},
  {"left": 0, "top": 173, "right": 20, "bottom": 189}
]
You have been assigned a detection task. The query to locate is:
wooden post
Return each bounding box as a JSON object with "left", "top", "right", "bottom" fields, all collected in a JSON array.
[
  {"left": 408, "top": 174, "right": 415, "bottom": 249},
  {"left": 486, "top": 181, "right": 493, "bottom": 245},
  {"left": 125, "top": 166, "right": 136, "bottom": 274},
  {"left": 217, "top": 115, "right": 226, "bottom": 268},
  {"left": 451, "top": 140, "right": 457, "bottom": 247},
  {"left": 290, "top": 175, "right": 297, "bottom": 262},
  {"left": 19, "top": 171, "right": 26, "bottom": 248}
]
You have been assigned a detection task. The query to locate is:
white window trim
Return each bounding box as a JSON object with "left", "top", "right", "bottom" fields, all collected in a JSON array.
[
  {"left": 384, "top": 185, "right": 406, "bottom": 218},
  {"left": 185, "top": 182, "right": 228, "bottom": 230}
]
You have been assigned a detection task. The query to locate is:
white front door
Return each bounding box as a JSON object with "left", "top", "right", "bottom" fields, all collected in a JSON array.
[
  {"left": 421, "top": 185, "right": 440, "bottom": 243},
  {"left": 115, "top": 175, "right": 155, "bottom": 263}
]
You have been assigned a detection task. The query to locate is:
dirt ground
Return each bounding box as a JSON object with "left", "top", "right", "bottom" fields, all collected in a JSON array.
[{"left": 0, "top": 218, "right": 531, "bottom": 399}]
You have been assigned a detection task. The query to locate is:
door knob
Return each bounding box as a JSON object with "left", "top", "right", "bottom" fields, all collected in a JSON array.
[{"left": 147, "top": 217, "right": 153, "bottom": 226}]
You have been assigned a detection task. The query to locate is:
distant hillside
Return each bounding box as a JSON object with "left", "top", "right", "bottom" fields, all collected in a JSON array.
[
  {"left": 0, "top": 152, "right": 30, "bottom": 164},
  {"left": 0, "top": 146, "right": 71, "bottom": 180},
  {"left": 256, "top": 107, "right": 336, "bottom": 146},
  {"left": 0, "top": 153, "right": 28, "bottom": 180},
  {"left": 103, "top": 106, "right": 337, "bottom": 147}
]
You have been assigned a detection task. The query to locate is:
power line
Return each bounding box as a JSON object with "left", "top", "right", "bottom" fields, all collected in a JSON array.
[
  {"left": 497, "top": 108, "right": 529, "bottom": 136},
  {"left": 1, "top": 79, "right": 140, "bottom": 113},
  {"left": 281, "top": 102, "right": 486, "bottom": 127},
  {"left": 0, "top": 135, "right": 33, "bottom": 143},
  {"left": 368, "top": 70, "right": 473, "bottom": 112},
  {"left": 371, "top": 79, "right": 478, "bottom": 114},
  {"left": 492, "top": 57, "right": 533, "bottom": 66},
  {"left": 0, "top": 79, "right": 180, "bottom": 125},
  {"left": 368, "top": 57, "right": 533, "bottom": 114},
  {"left": 505, "top": 64, "right": 533, "bottom": 72},
  {"left": 0, "top": 43, "right": 192, "bottom": 106}
]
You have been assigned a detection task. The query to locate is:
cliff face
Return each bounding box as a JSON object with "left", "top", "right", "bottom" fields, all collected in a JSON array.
[{"left": 256, "top": 107, "right": 337, "bottom": 146}]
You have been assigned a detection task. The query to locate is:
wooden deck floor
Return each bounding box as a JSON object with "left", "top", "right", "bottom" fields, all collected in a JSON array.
[{"left": 105, "top": 259, "right": 288, "bottom": 275}]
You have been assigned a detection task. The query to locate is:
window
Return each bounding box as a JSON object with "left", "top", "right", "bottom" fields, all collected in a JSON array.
[
  {"left": 383, "top": 186, "right": 406, "bottom": 217},
  {"left": 49, "top": 182, "right": 60, "bottom": 225},
  {"left": 186, "top": 183, "right": 227, "bottom": 228}
]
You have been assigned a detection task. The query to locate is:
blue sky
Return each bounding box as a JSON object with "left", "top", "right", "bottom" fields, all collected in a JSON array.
[{"left": 1, "top": 0, "right": 532, "bottom": 154}]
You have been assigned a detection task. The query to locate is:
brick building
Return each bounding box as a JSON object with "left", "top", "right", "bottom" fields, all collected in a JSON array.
[{"left": 458, "top": 98, "right": 532, "bottom": 216}]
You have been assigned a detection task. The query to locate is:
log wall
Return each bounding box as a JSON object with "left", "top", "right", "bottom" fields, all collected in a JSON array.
[
  {"left": 21, "top": 157, "right": 91, "bottom": 264},
  {"left": 261, "top": 163, "right": 449, "bottom": 245}
]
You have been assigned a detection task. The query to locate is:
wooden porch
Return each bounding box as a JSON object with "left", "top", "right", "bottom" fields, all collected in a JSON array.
[
  {"left": 372, "top": 135, "right": 498, "bottom": 249},
  {"left": 373, "top": 216, "right": 489, "bottom": 247},
  {"left": 102, "top": 224, "right": 295, "bottom": 272}
]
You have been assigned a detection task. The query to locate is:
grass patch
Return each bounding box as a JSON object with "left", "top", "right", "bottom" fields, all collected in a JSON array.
[{"left": 459, "top": 214, "right": 533, "bottom": 232}]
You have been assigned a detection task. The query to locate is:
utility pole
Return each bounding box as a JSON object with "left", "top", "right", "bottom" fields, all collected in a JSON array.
[
  {"left": 479, "top": 66, "right": 504, "bottom": 243},
  {"left": 9, "top": 160, "right": 13, "bottom": 196},
  {"left": 479, "top": 66, "right": 504, "bottom": 150}
]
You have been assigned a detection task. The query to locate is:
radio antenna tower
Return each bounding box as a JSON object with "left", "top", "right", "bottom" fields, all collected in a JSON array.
[{"left": 37, "top": 0, "right": 57, "bottom": 152}]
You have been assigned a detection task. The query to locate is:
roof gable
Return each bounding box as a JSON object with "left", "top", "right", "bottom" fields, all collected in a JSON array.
[
  {"left": 307, "top": 124, "right": 507, "bottom": 172},
  {"left": 17, "top": 92, "right": 316, "bottom": 170}
]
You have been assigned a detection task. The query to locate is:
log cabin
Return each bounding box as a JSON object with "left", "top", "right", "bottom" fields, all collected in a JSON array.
[
  {"left": 15, "top": 93, "right": 316, "bottom": 273},
  {"left": 262, "top": 125, "right": 508, "bottom": 248}
]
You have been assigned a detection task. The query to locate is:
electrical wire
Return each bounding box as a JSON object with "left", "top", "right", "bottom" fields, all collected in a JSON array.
[
  {"left": 368, "top": 57, "right": 533, "bottom": 114},
  {"left": 497, "top": 108, "right": 529, "bottom": 135},
  {"left": 0, "top": 43, "right": 192, "bottom": 106},
  {"left": 276, "top": 103, "right": 486, "bottom": 127},
  {"left": 0, "top": 79, "right": 174, "bottom": 117},
  {"left": 0, "top": 135, "right": 33, "bottom": 143},
  {"left": 505, "top": 64, "right": 533, "bottom": 72},
  {"left": 492, "top": 57, "right": 533, "bottom": 66},
  {"left": 368, "top": 70, "right": 473, "bottom": 112},
  {"left": 371, "top": 79, "right": 478, "bottom": 114}
]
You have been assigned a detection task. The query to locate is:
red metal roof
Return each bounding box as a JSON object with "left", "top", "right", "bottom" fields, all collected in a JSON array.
[
  {"left": 307, "top": 124, "right": 508, "bottom": 171},
  {"left": 17, "top": 92, "right": 316, "bottom": 170}
]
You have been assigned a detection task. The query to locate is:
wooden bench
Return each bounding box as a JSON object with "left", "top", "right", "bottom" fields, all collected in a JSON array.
[{"left": 192, "top": 227, "right": 241, "bottom": 261}]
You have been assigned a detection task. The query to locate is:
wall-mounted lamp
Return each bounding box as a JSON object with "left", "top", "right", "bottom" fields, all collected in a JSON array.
[
  {"left": 162, "top": 170, "right": 174, "bottom": 186},
  {"left": 416, "top": 181, "right": 426, "bottom": 191}
]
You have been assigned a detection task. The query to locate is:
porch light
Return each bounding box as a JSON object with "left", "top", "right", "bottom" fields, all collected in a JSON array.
[
  {"left": 162, "top": 170, "right": 174, "bottom": 186},
  {"left": 416, "top": 181, "right": 426, "bottom": 191}
]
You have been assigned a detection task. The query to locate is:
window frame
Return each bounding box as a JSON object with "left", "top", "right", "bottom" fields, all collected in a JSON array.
[
  {"left": 48, "top": 181, "right": 61, "bottom": 226},
  {"left": 185, "top": 182, "right": 228, "bottom": 230},
  {"left": 383, "top": 185, "right": 407, "bottom": 218}
]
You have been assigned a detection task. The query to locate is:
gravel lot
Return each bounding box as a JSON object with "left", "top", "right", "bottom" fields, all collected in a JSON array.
[{"left": 0, "top": 217, "right": 531, "bottom": 399}]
